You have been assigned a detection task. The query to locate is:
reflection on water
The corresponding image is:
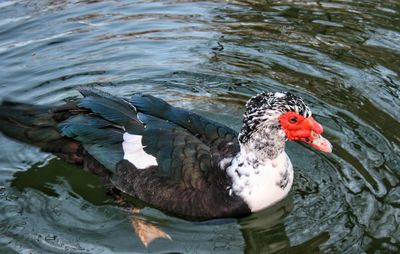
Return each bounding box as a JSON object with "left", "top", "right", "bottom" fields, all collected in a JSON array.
[{"left": 0, "top": 0, "right": 399, "bottom": 253}]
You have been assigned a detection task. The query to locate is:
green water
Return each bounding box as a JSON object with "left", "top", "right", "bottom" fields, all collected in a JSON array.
[{"left": 0, "top": 0, "right": 399, "bottom": 253}]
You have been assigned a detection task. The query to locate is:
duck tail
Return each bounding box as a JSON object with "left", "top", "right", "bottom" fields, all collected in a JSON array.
[{"left": 0, "top": 100, "right": 83, "bottom": 163}]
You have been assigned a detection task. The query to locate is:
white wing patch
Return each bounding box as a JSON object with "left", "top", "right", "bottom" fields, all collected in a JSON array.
[{"left": 122, "top": 133, "right": 158, "bottom": 169}]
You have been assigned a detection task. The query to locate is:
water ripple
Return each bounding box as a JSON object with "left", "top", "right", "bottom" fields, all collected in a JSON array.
[{"left": 0, "top": 0, "right": 399, "bottom": 253}]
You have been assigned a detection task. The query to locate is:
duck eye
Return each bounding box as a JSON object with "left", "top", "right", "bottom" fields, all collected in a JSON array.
[{"left": 289, "top": 116, "right": 298, "bottom": 124}]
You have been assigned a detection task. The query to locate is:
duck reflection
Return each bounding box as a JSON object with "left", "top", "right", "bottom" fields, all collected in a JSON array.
[{"left": 10, "top": 158, "right": 328, "bottom": 253}]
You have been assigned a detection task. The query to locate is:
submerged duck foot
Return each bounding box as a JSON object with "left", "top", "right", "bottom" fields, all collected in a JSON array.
[
  {"left": 130, "top": 216, "right": 172, "bottom": 247},
  {"left": 108, "top": 188, "right": 171, "bottom": 246}
]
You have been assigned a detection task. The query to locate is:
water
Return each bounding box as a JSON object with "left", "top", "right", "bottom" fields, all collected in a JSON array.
[{"left": 0, "top": 0, "right": 399, "bottom": 253}]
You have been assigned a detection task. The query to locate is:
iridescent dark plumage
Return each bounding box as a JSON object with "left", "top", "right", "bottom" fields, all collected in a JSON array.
[
  {"left": 0, "top": 88, "right": 250, "bottom": 220},
  {"left": 0, "top": 89, "right": 329, "bottom": 220}
]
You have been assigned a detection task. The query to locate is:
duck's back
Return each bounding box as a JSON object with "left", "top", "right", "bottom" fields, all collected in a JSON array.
[{"left": 0, "top": 88, "right": 251, "bottom": 219}]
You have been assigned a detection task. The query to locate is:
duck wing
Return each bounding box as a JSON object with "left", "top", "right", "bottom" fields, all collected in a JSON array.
[
  {"left": 59, "top": 88, "right": 218, "bottom": 183},
  {"left": 129, "top": 93, "right": 238, "bottom": 151},
  {"left": 57, "top": 88, "right": 143, "bottom": 170},
  {"left": 1, "top": 88, "right": 248, "bottom": 219},
  {"left": 112, "top": 111, "right": 244, "bottom": 219}
]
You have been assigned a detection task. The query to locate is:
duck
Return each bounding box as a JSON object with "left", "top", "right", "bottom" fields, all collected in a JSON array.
[{"left": 0, "top": 88, "right": 332, "bottom": 220}]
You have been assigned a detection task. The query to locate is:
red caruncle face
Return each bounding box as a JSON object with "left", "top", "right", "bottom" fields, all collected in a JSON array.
[{"left": 278, "top": 111, "right": 332, "bottom": 153}]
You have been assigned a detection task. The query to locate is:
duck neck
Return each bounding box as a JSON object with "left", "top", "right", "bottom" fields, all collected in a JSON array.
[
  {"left": 223, "top": 116, "right": 293, "bottom": 212},
  {"left": 238, "top": 119, "right": 287, "bottom": 164},
  {"left": 225, "top": 134, "right": 293, "bottom": 212}
]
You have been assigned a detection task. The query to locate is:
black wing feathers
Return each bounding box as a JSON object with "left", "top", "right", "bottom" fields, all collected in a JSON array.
[
  {"left": 130, "top": 94, "right": 238, "bottom": 145},
  {"left": 0, "top": 88, "right": 248, "bottom": 219},
  {"left": 58, "top": 115, "right": 124, "bottom": 170},
  {"left": 134, "top": 113, "right": 212, "bottom": 189},
  {"left": 78, "top": 88, "right": 144, "bottom": 132}
]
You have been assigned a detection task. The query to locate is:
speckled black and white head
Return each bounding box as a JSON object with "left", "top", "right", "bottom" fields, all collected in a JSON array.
[
  {"left": 225, "top": 91, "right": 332, "bottom": 212},
  {"left": 238, "top": 92, "right": 331, "bottom": 161},
  {"left": 239, "top": 92, "right": 311, "bottom": 142}
]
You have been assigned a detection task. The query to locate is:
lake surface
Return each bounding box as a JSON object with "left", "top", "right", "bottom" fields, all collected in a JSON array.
[{"left": 0, "top": 0, "right": 399, "bottom": 253}]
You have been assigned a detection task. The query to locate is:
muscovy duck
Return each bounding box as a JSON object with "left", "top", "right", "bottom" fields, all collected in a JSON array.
[{"left": 0, "top": 89, "right": 331, "bottom": 220}]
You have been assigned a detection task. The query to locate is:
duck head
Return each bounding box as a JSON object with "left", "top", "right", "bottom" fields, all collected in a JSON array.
[{"left": 238, "top": 92, "right": 332, "bottom": 160}]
